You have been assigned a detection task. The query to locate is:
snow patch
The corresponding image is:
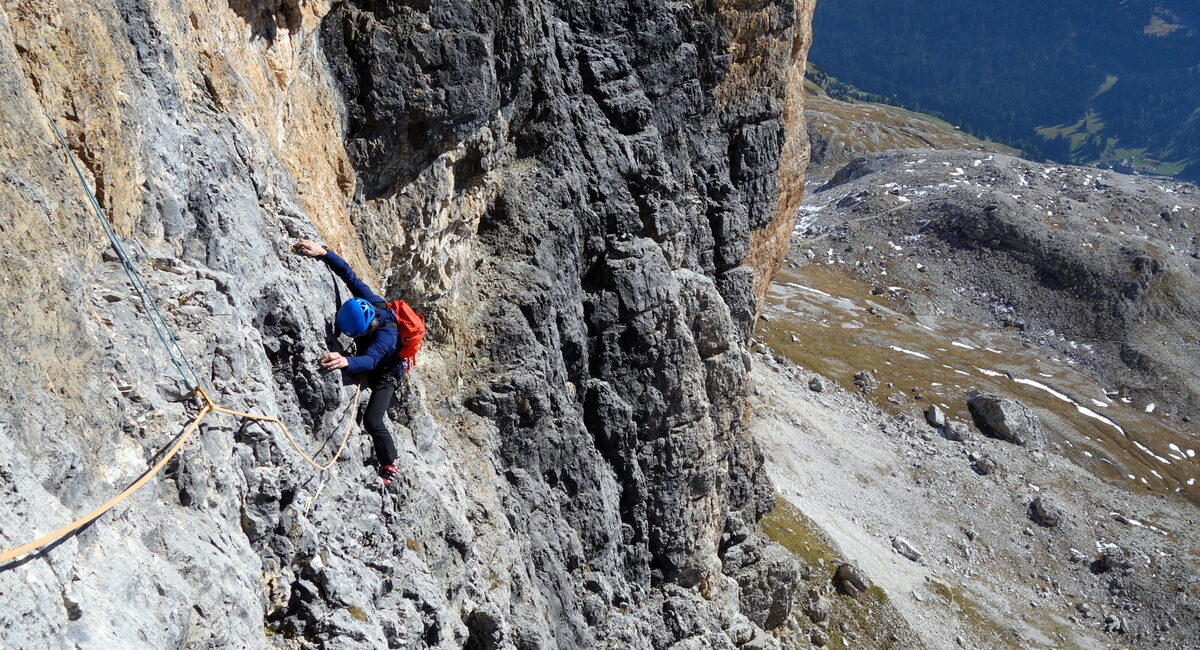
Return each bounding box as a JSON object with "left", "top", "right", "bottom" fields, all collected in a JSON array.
[
  {"left": 1132, "top": 441, "right": 1171, "bottom": 465},
  {"left": 788, "top": 283, "right": 832, "bottom": 298},
  {"left": 889, "top": 346, "right": 932, "bottom": 360},
  {"left": 1010, "top": 377, "right": 1126, "bottom": 436}
]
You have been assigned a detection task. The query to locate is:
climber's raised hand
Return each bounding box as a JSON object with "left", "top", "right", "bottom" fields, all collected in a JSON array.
[{"left": 293, "top": 239, "right": 326, "bottom": 257}]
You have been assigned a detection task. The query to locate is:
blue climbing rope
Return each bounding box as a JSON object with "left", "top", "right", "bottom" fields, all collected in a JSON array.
[{"left": 45, "top": 114, "right": 205, "bottom": 391}]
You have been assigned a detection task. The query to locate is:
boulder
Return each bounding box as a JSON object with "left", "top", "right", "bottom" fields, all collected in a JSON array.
[
  {"left": 944, "top": 421, "right": 972, "bottom": 441},
  {"left": 924, "top": 404, "right": 946, "bottom": 429},
  {"left": 798, "top": 588, "right": 830, "bottom": 624},
  {"left": 808, "top": 377, "right": 825, "bottom": 392},
  {"left": 1029, "top": 495, "right": 1064, "bottom": 527},
  {"left": 1093, "top": 544, "right": 1128, "bottom": 574},
  {"left": 891, "top": 536, "right": 922, "bottom": 562},
  {"left": 976, "top": 457, "right": 997, "bottom": 475},
  {"left": 968, "top": 452, "right": 997, "bottom": 475},
  {"left": 966, "top": 392, "right": 1046, "bottom": 448},
  {"left": 853, "top": 370, "right": 877, "bottom": 393},
  {"left": 833, "top": 563, "right": 870, "bottom": 598}
]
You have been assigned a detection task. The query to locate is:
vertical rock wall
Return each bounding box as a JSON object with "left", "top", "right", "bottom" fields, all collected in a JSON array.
[{"left": 0, "top": 0, "right": 814, "bottom": 647}]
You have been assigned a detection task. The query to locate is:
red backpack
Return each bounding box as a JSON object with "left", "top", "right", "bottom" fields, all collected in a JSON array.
[{"left": 385, "top": 300, "right": 427, "bottom": 368}]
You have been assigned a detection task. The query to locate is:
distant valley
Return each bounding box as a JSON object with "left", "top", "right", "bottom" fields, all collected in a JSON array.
[{"left": 812, "top": 0, "right": 1200, "bottom": 181}]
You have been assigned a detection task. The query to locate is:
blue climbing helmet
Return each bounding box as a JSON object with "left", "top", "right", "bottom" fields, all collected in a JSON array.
[{"left": 336, "top": 298, "right": 376, "bottom": 337}]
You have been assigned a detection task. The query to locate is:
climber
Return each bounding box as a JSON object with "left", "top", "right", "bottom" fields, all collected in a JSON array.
[{"left": 294, "top": 238, "right": 403, "bottom": 485}]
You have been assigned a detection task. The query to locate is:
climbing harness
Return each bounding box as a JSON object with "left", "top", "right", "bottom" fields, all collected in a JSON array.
[{"left": 0, "top": 116, "right": 362, "bottom": 566}]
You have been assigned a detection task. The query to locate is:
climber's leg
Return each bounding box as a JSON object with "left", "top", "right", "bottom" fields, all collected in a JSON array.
[{"left": 363, "top": 372, "right": 399, "bottom": 470}]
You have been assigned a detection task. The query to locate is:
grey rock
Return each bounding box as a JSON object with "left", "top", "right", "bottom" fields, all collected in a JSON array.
[
  {"left": 725, "top": 541, "right": 799, "bottom": 630},
  {"left": 799, "top": 588, "right": 831, "bottom": 624},
  {"left": 1030, "top": 495, "right": 1064, "bottom": 527},
  {"left": 833, "top": 563, "right": 871, "bottom": 598},
  {"left": 924, "top": 404, "right": 946, "bottom": 429},
  {"left": 809, "top": 377, "right": 825, "bottom": 392},
  {"left": 945, "top": 420, "right": 972, "bottom": 442},
  {"left": 891, "top": 536, "right": 922, "bottom": 562},
  {"left": 1094, "top": 544, "right": 1129, "bottom": 573},
  {"left": 853, "top": 370, "right": 877, "bottom": 393},
  {"left": 972, "top": 455, "right": 998, "bottom": 475},
  {"left": 967, "top": 392, "right": 1047, "bottom": 448}
]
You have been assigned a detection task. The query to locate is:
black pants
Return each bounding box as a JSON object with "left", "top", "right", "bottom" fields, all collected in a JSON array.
[{"left": 363, "top": 371, "right": 401, "bottom": 466}]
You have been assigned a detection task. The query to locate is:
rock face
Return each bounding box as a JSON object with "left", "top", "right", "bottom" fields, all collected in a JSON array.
[
  {"left": 722, "top": 532, "right": 800, "bottom": 630},
  {"left": 967, "top": 392, "right": 1047, "bottom": 448},
  {"left": 0, "top": 1, "right": 814, "bottom": 648}
]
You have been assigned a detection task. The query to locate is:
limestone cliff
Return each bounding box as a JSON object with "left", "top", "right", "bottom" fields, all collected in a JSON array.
[{"left": 0, "top": 1, "right": 814, "bottom": 648}]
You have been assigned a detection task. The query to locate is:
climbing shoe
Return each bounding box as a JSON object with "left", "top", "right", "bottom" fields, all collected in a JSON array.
[{"left": 379, "top": 464, "right": 398, "bottom": 486}]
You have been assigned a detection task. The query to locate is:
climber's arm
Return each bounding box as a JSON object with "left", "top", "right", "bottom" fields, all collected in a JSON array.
[{"left": 294, "top": 239, "right": 384, "bottom": 304}]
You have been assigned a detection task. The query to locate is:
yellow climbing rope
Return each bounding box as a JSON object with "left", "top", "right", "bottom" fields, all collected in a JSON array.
[
  {"left": 0, "top": 385, "right": 361, "bottom": 566},
  {"left": 210, "top": 384, "right": 362, "bottom": 472},
  {"left": 0, "top": 395, "right": 212, "bottom": 566}
]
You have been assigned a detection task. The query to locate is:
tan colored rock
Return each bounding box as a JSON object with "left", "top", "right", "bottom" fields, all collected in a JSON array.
[{"left": 747, "top": 0, "right": 815, "bottom": 308}]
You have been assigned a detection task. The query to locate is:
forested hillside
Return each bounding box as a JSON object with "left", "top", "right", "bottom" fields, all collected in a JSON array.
[{"left": 812, "top": 0, "right": 1200, "bottom": 180}]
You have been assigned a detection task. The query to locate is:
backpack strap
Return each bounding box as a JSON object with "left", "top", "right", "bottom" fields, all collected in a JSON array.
[{"left": 372, "top": 301, "right": 397, "bottom": 327}]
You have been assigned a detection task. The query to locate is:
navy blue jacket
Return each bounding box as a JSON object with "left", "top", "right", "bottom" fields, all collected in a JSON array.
[{"left": 322, "top": 250, "right": 398, "bottom": 375}]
